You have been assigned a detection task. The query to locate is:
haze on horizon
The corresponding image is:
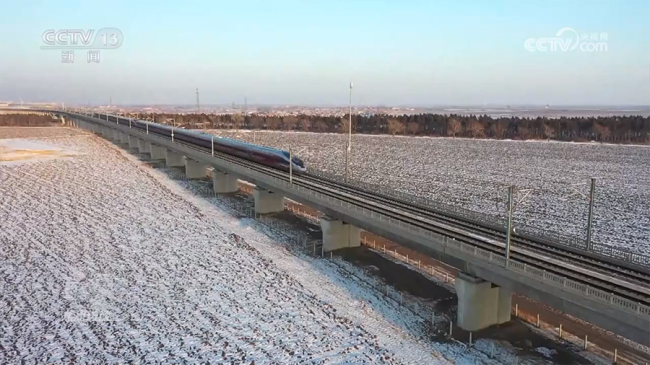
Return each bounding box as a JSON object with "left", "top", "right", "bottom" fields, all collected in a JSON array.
[{"left": 0, "top": 0, "right": 648, "bottom": 107}]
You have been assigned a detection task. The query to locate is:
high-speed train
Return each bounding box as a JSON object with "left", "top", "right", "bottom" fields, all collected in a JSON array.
[{"left": 95, "top": 114, "right": 306, "bottom": 173}]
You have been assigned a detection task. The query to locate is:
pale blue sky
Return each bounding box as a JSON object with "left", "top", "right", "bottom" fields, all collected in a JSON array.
[{"left": 0, "top": 0, "right": 648, "bottom": 106}]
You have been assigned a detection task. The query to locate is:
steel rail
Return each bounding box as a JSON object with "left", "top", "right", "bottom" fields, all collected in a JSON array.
[{"left": 299, "top": 173, "right": 650, "bottom": 286}]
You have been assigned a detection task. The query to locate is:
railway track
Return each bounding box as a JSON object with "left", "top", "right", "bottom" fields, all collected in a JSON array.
[
  {"left": 95, "top": 114, "right": 650, "bottom": 306},
  {"left": 302, "top": 173, "right": 650, "bottom": 286}
]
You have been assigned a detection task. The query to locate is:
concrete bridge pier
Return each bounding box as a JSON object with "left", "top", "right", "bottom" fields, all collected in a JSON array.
[
  {"left": 128, "top": 135, "right": 139, "bottom": 150},
  {"left": 112, "top": 129, "right": 122, "bottom": 142},
  {"left": 185, "top": 158, "right": 207, "bottom": 179},
  {"left": 165, "top": 149, "right": 184, "bottom": 167},
  {"left": 138, "top": 139, "right": 150, "bottom": 154},
  {"left": 211, "top": 169, "right": 238, "bottom": 193},
  {"left": 253, "top": 186, "right": 285, "bottom": 214},
  {"left": 455, "top": 272, "right": 512, "bottom": 332},
  {"left": 320, "top": 216, "right": 361, "bottom": 252},
  {"left": 120, "top": 132, "right": 130, "bottom": 146},
  {"left": 150, "top": 144, "right": 166, "bottom": 160}
]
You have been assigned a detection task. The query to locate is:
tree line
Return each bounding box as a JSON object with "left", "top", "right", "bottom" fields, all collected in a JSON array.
[
  {"left": 0, "top": 114, "right": 59, "bottom": 126},
  {"left": 127, "top": 112, "right": 649, "bottom": 144}
]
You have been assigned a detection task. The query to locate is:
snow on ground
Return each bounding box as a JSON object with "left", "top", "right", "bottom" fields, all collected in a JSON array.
[
  {"left": 210, "top": 130, "right": 650, "bottom": 254},
  {"left": 0, "top": 138, "right": 80, "bottom": 165},
  {"left": 0, "top": 128, "right": 557, "bottom": 363}
]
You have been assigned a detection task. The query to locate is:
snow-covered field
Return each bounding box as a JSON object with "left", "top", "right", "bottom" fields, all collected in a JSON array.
[
  {"left": 0, "top": 127, "right": 563, "bottom": 364},
  {"left": 0, "top": 138, "right": 80, "bottom": 165},
  {"left": 209, "top": 130, "right": 650, "bottom": 254}
]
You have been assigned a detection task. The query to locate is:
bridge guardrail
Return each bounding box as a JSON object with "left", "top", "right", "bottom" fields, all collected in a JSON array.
[
  {"left": 309, "top": 163, "right": 650, "bottom": 268},
  {"left": 74, "top": 114, "right": 650, "bottom": 318},
  {"left": 209, "top": 148, "right": 650, "bottom": 319}
]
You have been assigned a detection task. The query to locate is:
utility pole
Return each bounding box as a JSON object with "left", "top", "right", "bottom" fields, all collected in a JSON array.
[
  {"left": 505, "top": 186, "right": 514, "bottom": 263},
  {"left": 586, "top": 178, "right": 596, "bottom": 250},
  {"left": 345, "top": 81, "right": 353, "bottom": 183},
  {"left": 289, "top": 147, "right": 306, "bottom": 184},
  {"left": 196, "top": 87, "right": 200, "bottom": 113},
  {"left": 110, "top": 97, "right": 112, "bottom": 108},
  {"left": 244, "top": 97, "right": 247, "bottom": 114}
]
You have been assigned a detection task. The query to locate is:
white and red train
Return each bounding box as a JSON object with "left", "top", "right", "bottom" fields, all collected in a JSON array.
[{"left": 100, "top": 115, "right": 307, "bottom": 173}]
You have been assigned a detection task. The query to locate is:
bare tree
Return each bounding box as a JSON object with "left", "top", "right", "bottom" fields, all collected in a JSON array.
[
  {"left": 518, "top": 125, "right": 530, "bottom": 139},
  {"left": 340, "top": 118, "right": 350, "bottom": 134},
  {"left": 207, "top": 114, "right": 219, "bottom": 129},
  {"left": 387, "top": 119, "right": 405, "bottom": 135},
  {"left": 447, "top": 118, "right": 461, "bottom": 137},
  {"left": 0, "top": 114, "right": 56, "bottom": 126},
  {"left": 231, "top": 114, "right": 244, "bottom": 130},
  {"left": 184, "top": 114, "right": 197, "bottom": 128},
  {"left": 249, "top": 115, "right": 263, "bottom": 130},
  {"left": 314, "top": 120, "right": 328, "bottom": 132},
  {"left": 593, "top": 123, "right": 611, "bottom": 141},
  {"left": 468, "top": 119, "right": 484, "bottom": 138},
  {"left": 543, "top": 123, "right": 556, "bottom": 139},
  {"left": 407, "top": 122, "right": 420, "bottom": 135},
  {"left": 267, "top": 117, "right": 280, "bottom": 130},
  {"left": 283, "top": 115, "right": 297, "bottom": 131},
  {"left": 491, "top": 120, "right": 508, "bottom": 138},
  {"left": 299, "top": 118, "right": 311, "bottom": 132}
]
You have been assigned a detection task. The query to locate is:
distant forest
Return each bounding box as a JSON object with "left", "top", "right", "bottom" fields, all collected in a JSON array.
[
  {"left": 0, "top": 114, "right": 58, "bottom": 126},
  {"left": 3, "top": 112, "right": 648, "bottom": 144},
  {"left": 137, "top": 113, "right": 650, "bottom": 144}
]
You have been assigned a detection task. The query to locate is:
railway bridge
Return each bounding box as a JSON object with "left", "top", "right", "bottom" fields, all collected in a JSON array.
[{"left": 40, "top": 110, "right": 650, "bottom": 346}]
